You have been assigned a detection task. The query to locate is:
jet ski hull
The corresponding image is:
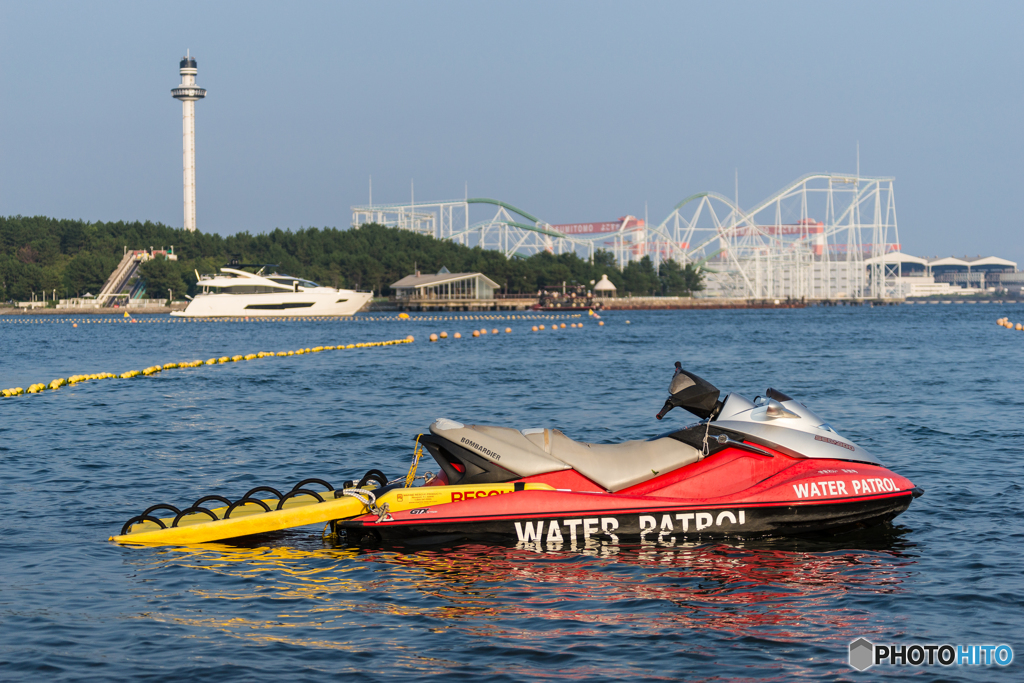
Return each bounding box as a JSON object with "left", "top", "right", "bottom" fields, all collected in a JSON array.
[{"left": 337, "top": 457, "right": 920, "bottom": 544}]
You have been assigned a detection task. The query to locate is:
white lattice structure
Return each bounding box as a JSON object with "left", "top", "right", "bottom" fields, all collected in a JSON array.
[
  {"left": 651, "top": 174, "right": 901, "bottom": 299},
  {"left": 351, "top": 173, "right": 901, "bottom": 299},
  {"left": 352, "top": 199, "right": 600, "bottom": 259}
]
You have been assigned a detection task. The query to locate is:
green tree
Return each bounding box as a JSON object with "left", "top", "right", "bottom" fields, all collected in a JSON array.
[
  {"left": 63, "top": 253, "right": 109, "bottom": 296},
  {"left": 139, "top": 258, "right": 187, "bottom": 300},
  {"left": 621, "top": 256, "right": 660, "bottom": 295},
  {"left": 658, "top": 259, "right": 704, "bottom": 296}
]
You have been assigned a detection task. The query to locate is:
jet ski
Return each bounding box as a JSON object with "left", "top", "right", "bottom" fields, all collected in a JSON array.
[
  {"left": 337, "top": 364, "right": 923, "bottom": 544},
  {"left": 112, "top": 365, "right": 922, "bottom": 547}
]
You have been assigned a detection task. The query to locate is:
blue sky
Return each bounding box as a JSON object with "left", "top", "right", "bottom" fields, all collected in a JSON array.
[{"left": 1, "top": 1, "right": 1021, "bottom": 263}]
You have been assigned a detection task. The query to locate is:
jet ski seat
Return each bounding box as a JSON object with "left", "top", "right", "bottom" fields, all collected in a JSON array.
[
  {"left": 427, "top": 420, "right": 701, "bottom": 492},
  {"left": 523, "top": 428, "right": 701, "bottom": 492}
]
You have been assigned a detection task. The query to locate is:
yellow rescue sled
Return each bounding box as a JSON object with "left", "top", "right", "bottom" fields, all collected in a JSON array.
[{"left": 111, "top": 472, "right": 553, "bottom": 546}]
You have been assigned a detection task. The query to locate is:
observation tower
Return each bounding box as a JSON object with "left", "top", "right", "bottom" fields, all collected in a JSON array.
[{"left": 171, "top": 51, "right": 206, "bottom": 232}]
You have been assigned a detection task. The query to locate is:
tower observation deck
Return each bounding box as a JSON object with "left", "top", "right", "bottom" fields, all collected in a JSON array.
[{"left": 171, "top": 51, "right": 206, "bottom": 232}]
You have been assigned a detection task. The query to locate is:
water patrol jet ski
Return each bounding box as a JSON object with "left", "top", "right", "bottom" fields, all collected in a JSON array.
[
  {"left": 337, "top": 364, "right": 923, "bottom": 544},
  {"left": 112, "top": 365, "right": 921, "bottom": 546}
]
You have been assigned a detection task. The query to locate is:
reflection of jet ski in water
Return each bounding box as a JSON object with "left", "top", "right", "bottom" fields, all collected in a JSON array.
[
  {"left": 113, "top": 365, "right": 922, "bottom": 546},
  {"left": 338, "top": 365, "right": 923, "bottom": 544}
]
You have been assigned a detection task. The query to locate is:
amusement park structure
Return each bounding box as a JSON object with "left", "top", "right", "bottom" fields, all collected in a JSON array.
[{"left": 351, "top": 173, "right": 901, "bottom": 300}]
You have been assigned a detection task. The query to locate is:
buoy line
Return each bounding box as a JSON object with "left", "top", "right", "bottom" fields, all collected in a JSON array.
[
  {"left": 2, "top": 312, "right": 612, "bottom": 397},
  {"left": 1, "top": 337, "right": 415, "bottom": 398},
  {"left": 996, "top": 317, "right": 1024, "bottom": 331}
]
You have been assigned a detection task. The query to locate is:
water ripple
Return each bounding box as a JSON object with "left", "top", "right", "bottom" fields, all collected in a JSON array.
[{"left": 1, "top": 308, "right": 1022, "bottom": 681}]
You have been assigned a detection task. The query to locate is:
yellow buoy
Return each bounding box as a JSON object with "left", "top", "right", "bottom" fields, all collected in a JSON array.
[
  {"left": 531, "top": 326, "right": 538, "bottom": 332},
  {"left": 480, "top": 328, "right": 488, "bottom": 335},
  {"left": 454, "top": 332, "right": 462, "bottom": 338},
  {"left": 560, "top": 323, "right": 566, "bottom": 329},
  {"left": 472, "top": 330, "right": 480, "bottom": 337},
  {"left": 429, "top": 334, "right": 439, "bottom": 342},
  {"left": 505, "top": 327, "right": 511, "bottom": 333},
  {"left": 440, "top": 331, "right": 448, "bottom": 339},
  {"left": 399, "top": 312, "right": 410, "bottom": 319},
  {"left": 1017, "top": 324, "right": 1023, "bottom": 331},
  {"left": 539, "top": 324, "right": 545, "bottom": 330},
  {"left": 599, "top": 321, "right": 604, "bottom": 326},
  {"left": 492, "top": 329, "right": 498, "bottom": 334}
]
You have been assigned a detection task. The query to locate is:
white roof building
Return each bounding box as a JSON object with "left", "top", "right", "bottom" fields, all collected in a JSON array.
[
  {"left": 927, "top": 255, "right": 1017, "bottom": 271},
  {"left": 391, "top": 268, "right": 500, "bottom": 300},
  {"left": 593, "top": 274, "right": 617, "bottom": 297}
]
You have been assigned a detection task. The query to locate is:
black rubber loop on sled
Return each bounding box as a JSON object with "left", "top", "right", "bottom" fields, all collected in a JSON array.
[
  {"left": 357, "top": 470, "right": 388, "bottom": 489},
  {"left": 193, "top": 495, "right": 233, "bottom": 510},
  {"left": 276, "top": 488, "right": 325, "bottom": 510},
  {"left": 171, "top": 506, "right": 218, "bottom": 527},
  {"left": 223, "top": 497, "right": 272, "bottom": 518},
  {"left": 289, "top": 478, "right": 334, "bottom": 494},
  {"left": 241, "top": 486, "right": 284, "bottom": 502},
  {"left": 120, "top": 514, "right": 167, "bottom": 536},
  {"left": 140, "top": 503, "right": 181, "bottom": 519}
]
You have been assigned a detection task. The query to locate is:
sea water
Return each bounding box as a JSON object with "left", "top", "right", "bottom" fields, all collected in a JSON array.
[{"left": 1, "top": 306, "right": 1022, "bottom": 681}]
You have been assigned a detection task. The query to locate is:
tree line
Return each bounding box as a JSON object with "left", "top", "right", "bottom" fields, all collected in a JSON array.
[{"left": 0, "top": 215, "right": 703, "bottom": 302}]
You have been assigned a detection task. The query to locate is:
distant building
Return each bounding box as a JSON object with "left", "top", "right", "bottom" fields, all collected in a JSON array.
[
  {"left": 928, "top": 255, "right": 1016, "bottom": 290},
  {"left": 593, "top": 274, "right": 617, "bottom": 298},
  {"left": 873, "top": 252, "right": 1019, "bottom": 297},
  {"left": 391, "top": 268, "right": 500, "bottom": 301}
]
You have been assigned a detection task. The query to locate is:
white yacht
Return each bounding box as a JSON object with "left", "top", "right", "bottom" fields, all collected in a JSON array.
[{"left": 170, "top": 267, "right": 373, "bottom": 317}]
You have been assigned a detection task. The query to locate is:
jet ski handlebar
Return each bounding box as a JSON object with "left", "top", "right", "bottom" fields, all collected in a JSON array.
[{"left": 656, "top": 363, "right": 723, "bottom": 421}]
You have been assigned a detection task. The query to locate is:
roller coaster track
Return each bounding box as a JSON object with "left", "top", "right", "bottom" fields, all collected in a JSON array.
[{"left": 351, "top": 172, "right": 901, "bottom": 299}]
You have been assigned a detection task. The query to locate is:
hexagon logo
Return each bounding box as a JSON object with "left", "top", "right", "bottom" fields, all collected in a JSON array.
[{"left": 849, "top": 638, "right": 875, "bottom": 671}]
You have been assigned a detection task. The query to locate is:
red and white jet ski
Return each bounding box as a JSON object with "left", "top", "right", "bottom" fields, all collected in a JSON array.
[{"left": 338, "top": 364, "right": 923, "bottom": 544}]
